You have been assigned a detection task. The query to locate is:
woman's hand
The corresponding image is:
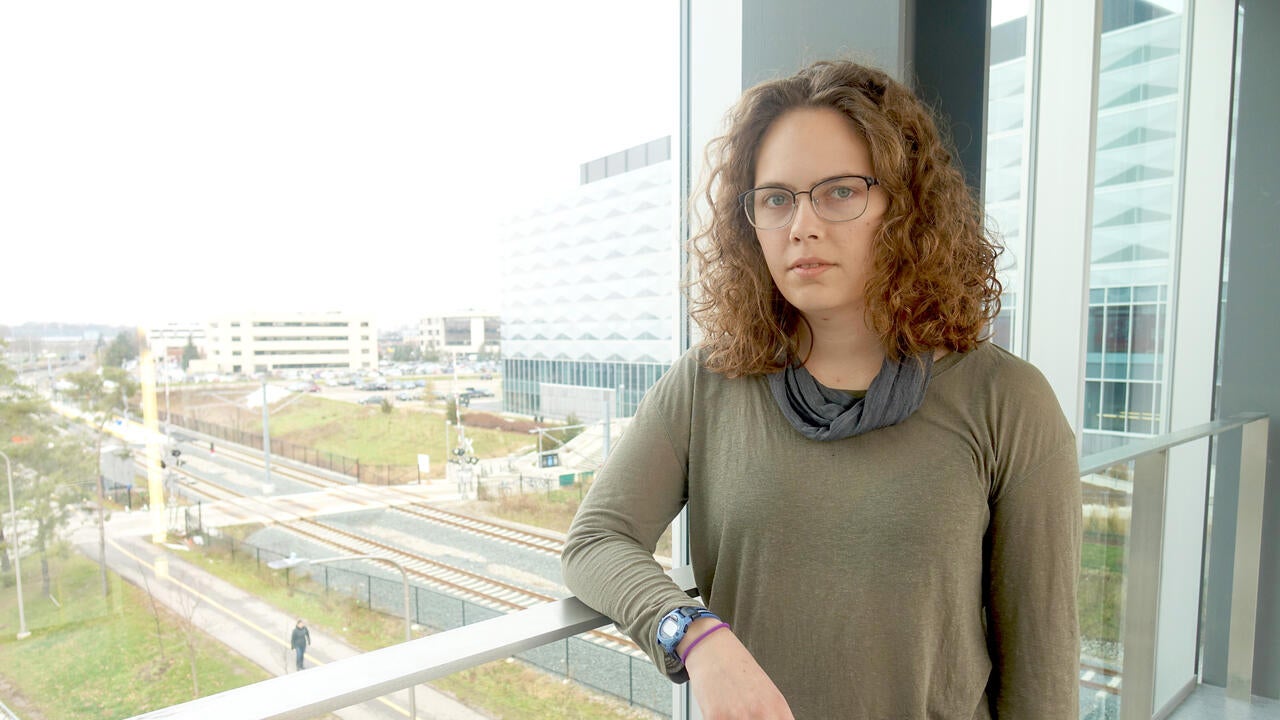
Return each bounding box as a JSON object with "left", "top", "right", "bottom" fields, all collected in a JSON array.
[{"left": 681, "top": 622, "right": 795, "bottom": 719}]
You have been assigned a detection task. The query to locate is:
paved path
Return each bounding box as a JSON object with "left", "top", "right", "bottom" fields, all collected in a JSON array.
[{"left": 75, "top": 525, "right": 488, "bottom": 720}]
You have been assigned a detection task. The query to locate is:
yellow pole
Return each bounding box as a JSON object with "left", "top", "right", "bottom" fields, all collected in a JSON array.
[{"left": 138, "top": 330, "right": 166, "bottom": 543}]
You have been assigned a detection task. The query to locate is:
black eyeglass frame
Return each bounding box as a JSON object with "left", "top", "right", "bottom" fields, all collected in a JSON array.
[{"left": 738, "top": 174, "right": 881, "bottom": 230}]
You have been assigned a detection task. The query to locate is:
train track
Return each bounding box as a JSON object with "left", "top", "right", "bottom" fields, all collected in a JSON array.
[
  {"left": 205, "top": 443, "right": 572, "bottom": 558},
  {"left": 156, "top": 458, "right": 641, "bottom": 655}
]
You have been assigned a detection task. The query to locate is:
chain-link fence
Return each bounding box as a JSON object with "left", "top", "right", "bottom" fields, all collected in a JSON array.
[
  {"left": 165, "top": 412, "right": 418, "bottom": 486},
  {"left": 205, "top": 533, "right": 669, "bottom": 715}
]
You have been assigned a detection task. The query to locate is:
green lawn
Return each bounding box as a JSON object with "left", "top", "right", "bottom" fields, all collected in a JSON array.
[
  {"left": 0, "top": 553, "right": 270, "bottom": 720},
  {"left": 242, "top": 395, "right": 535, "bottom": 476},
  {"left": 1079, "top": 540, "right": 1125, "bottom": 652}
]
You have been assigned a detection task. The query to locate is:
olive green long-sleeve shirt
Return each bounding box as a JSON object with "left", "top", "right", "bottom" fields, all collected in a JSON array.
[{"left": 563, "top": 342, "right": 1081, "bottom": 719}]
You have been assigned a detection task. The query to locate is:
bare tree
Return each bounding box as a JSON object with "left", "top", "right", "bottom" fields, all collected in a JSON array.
[
  {"left": 172, "top": 589, "right": 203, "bottom": 698},
  {"left": 136, "top": 560, "right": 168, "bottom": 663}
]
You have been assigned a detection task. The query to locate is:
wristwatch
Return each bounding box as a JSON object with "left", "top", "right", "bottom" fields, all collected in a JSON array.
[{"left": 656, "top": 606, "right": 721, "bottom": 660}]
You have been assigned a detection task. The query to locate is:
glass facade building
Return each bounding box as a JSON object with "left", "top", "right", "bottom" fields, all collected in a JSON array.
[
  {"left": 501, "top": 137, "right": 676, "bottom": 418},
  {"left": 987, "top": 3, "right": 1185, "bottom": 455}
]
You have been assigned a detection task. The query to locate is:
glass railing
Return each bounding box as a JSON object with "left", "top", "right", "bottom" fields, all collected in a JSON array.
[{"left": 125, "top": 414, "right": 1269, "bottom": 720}]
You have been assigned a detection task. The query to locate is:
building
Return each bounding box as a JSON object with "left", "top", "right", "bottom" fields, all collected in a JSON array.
[
  {"left": 204, "top": 312, "right": 377, "bottom": 374},
  {"left": 500, "top": 137, "right": 676, "bottom": 419},
  {"left": 986, "top": 5, "right": 1187, "bottom": 456},
  {"left": 418, "top": 311, "right": 500, "bottom": 358},
  {"left": 144, "top": 321, "right": 207, "bottom": 366}
]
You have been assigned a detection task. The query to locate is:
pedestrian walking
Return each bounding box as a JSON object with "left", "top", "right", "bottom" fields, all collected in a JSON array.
[{"left": 290, "top": 619, "right": 311, "bottom": 671}]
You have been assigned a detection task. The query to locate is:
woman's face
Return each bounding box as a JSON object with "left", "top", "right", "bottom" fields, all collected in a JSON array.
[{"left": 752, "top": 107, "right": 886, "bottom": 328}]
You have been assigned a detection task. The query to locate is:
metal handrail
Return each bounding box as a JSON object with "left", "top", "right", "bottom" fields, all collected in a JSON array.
[
  {"left": 126, "top": 566, "right": 697, "bottom": 720},
  {"left": 1079, "top": 411, "right": 1265, "bottom": 475},
  {"left": 124, "top": 414, "right": 1269, "bottom": 720}
]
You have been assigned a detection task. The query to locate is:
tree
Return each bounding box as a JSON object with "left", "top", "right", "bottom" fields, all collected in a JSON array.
[
  {"left": 10, "top": 439, "right": 93, "bottom": 596},
  {"left": 0, "top": 345, "right": 95, "bottom": 591},
  {"left": 181, "top": 335, "right": 200, "bottom": 370},
  {"left": 64, "top": 366, "right": 139, "bottom": 596},
  {"left": 390, "top": 344, "right": 419, "bottom": 363},
  {"left": 102, "top": 330, "right": 139, "bottom": 369}
]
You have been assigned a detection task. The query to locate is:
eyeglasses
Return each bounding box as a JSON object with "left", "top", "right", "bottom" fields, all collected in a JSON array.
[{"left": 738, "top": 174, "right": 879, "bottom": 230}]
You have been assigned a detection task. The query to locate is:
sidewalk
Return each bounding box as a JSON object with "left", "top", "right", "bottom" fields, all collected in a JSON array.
[{"left": 76, "top": 527, "right": 487, "bottom": 720}]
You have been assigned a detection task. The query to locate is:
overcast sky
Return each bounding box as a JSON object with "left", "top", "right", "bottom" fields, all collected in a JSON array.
[{"left": 0, "top": 1, "right": 678, "bottom": 329}]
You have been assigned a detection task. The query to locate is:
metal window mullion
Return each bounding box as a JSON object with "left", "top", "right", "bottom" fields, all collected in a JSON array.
[
  {"left": 1120, "top": 448, "right": 1169, "bottom": 720},
  {"left": 1227, "top": 417, "right": 1269, "bottom": 698},
  {"left": 1025, "top": 0, "right": 1102, "bottom": 437}
]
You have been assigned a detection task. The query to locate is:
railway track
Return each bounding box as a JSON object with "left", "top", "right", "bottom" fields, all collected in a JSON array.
[
  {"left": 158, "top": 458, "right": 641, "bottom": 655},
  {"left": 204, "top": 443, "right": 572, "bottom": 557}
]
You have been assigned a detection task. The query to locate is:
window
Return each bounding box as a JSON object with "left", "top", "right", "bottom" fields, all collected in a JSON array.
[{"left": 1081, "top": 0, "right": 1187, "bottom": 453}]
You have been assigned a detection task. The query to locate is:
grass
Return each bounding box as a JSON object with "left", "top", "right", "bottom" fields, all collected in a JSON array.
[
  {"left": 194, "top": 530, "right": 656, "bottom": 719},
  {"left": 1081, "top": 539, "right": 1125, "bottom": 575},
  {"left": 0, "top": 553, "right": 271, "bottom": 720},
  {"left": 1078, "top": 538, "right": 1125, "bottom": 651},
  {"left": 175, "top": 392, "right": 534, "bottom": 478}
]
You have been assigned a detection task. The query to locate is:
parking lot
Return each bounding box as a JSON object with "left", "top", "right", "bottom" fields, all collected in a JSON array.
[{"left": 313, "top": 376, "right": 503, "bottom": 413}]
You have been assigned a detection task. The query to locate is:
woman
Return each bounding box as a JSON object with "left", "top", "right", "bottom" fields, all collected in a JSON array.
[{"left": 562, "top": 60, "right": 1081, "bottom": 719}]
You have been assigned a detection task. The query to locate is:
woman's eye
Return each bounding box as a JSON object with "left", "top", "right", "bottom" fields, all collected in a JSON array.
[
  {"left": 763, "top": 193, "right": 790, "bottom": 207},
  {"left": 827, "top": 185, "right": 857, "bottom": 200}
]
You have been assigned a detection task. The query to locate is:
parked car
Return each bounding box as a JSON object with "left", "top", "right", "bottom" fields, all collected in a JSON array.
[
  {"left": 395, "top": 391, "right": 420, "bottom": 401},
  {"left": 358, "top": 395, "right": 386, "bottom": 405}
]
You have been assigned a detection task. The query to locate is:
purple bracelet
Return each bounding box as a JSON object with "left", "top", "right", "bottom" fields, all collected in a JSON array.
[{"left": 679, "top": 621, "right": 730, "bottom": 665}]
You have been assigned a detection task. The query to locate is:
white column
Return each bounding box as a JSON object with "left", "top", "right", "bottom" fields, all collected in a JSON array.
[
  {"left": 1155, "top": 1, "right": 1238, "bottom": 712},
  {"left": 1024, "top": 0, "right": 1101, "bottom": 433}
]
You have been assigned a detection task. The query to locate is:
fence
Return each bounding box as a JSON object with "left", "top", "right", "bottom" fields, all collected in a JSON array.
[
  {"left": 204, "top": 533, "right": 669, "bottom": 715},
  {"left": 164, "top": 412, "right": 419, "bottom": 486}
]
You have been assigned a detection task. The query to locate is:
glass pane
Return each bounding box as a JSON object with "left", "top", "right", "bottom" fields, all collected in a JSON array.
[
  {"left": 986, "top": 0, "right": 1035, "bottom": 356},
  {"left": 1083, "top": 0, "right": 1187, "bottom": 452},
  {"left": 1101, "top": 382, "right": 1129, "bottom": 432},
  {"left": 1085, "top": 380, "right": 1104, "bottom": 430},
  {"left": 1, "top": 2, "right": 678, "bottom": 717},
  {"left": 1080, "top": 463, "right": 1132, "bottom": 719}
]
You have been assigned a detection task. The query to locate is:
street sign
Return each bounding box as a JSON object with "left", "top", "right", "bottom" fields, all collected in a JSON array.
[{"left": 417, "top": 454, "right": 430, "bottom": 473}]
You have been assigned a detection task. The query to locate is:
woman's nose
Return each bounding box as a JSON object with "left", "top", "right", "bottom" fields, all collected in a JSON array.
[{"left": 789, "top": 194, "right": 823, "bottom": 241}]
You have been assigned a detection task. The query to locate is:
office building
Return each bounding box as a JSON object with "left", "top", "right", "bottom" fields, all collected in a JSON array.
[
  {"left": 205, "top": 312, "right": 377, "bottom": 374},
  {"left": 419, "top": 311, "right": 500, "bottom": 358},
  {"left": 500, "top": 137, "right": 677, "bottom": 419}
]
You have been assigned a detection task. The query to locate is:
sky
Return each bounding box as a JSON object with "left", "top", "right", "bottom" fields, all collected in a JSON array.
[{"left": 0, "top": 1, "right": 678, "bottom": 330}]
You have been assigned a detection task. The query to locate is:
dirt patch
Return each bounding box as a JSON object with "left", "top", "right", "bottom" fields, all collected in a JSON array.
[
  {"left": 456, "top": 411, "right": 543, "bottom": 434},
  {"left": 0, "top": 671, "right": 48, "bottom": 720}
]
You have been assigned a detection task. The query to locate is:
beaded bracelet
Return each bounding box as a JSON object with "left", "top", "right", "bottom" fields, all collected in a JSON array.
[{"left": 679, "top": 621, "right": 731, "bottom": 665}]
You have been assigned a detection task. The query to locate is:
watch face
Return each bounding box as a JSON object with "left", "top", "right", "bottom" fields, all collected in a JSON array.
[{"left": 659, "top": 617, "right": 679, "bottom": 638}]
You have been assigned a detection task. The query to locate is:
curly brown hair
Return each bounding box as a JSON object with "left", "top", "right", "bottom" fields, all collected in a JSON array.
[{"left": 689, "top": 60, "right": 1002, "bottom": 377}]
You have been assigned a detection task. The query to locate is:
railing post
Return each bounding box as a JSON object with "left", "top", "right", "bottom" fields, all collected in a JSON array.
[
  {"left": 1228, "top": 417, "right": 1270, "bottom": 699},
  {"left": 1120, "top": 449, "right": 1167, "bottom": 720}
]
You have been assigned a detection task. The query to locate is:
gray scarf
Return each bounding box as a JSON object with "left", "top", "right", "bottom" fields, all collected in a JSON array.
[{"left": 767, "top": 353, "right": 934, "bottom": 441}]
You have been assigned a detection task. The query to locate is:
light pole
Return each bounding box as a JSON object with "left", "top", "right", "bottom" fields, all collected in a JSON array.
[
  {"left": 261, "top": 377, "right": 273, "bottom": 489},
  {"left": 268, "top": 553, "right": 415, "bottom": 718},
  {"left": 1, "top": 450, "right": 31, "bottom": 639}
]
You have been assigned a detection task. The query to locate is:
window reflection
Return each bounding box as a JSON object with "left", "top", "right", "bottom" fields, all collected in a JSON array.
[
  {"left": 985, "top": 1, "right": 1034, "bottom": 355},
  {"left": 1083, "top": 0, "right": 1186, "bottom": 454}
]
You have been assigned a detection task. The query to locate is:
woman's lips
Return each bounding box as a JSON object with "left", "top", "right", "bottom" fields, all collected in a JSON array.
[{"left": 790, "top": 261, "right": 833, "bottom": 278}]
